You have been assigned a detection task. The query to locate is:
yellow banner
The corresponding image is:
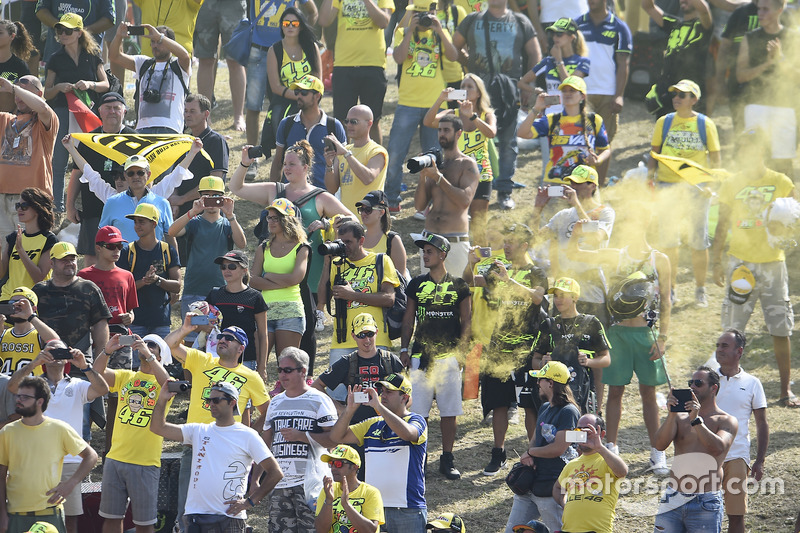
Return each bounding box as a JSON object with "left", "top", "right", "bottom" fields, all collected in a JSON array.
[
  {"left": 650, "top": 152, "right": 731, "bottom": 186},
  {"left": 71, "top": 133, "right": 213, "bottom": 183}
]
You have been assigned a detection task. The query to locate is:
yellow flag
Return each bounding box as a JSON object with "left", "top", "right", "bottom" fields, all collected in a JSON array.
[
  {"left": 71, "top": 133, "right": 213, "bottom": 183},
  {"left": 650, "top": 151, "right": 731, "bottom": 185}
]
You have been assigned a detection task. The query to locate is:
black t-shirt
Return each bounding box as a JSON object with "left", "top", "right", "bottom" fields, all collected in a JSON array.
[
  {"left": 174, "top": 127, "right": 230, "bottom": 216},
  {"left": 205, "top": 285, "right": 268, "bottom": 363},
  {"left": 406, "top": 272, "right": 470, "bottom": 369},
  {"left": 741, "top": 26, "right": 799, "bottom": 107},
  {"left": 720, "top": 3, "right": 760, "bottom": 95},
  {"left": 116, "top": 241, "right": 179, "bottom": 328},
  {"left": 533, "top": 401, "right": 580, "bottom": 482},
  {"left": 0, "top": 56, "right": 30, "bottom": 85},
  {"left": 45, "top": 48, "right": 103, "bottom": 108},
  {"left": 659, "top": 15, "right": 712, "bottom": 95}
]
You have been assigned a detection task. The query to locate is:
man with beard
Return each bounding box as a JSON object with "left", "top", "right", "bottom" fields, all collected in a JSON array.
[
  {"left": 414, "top": 115, "right": 479, "bottom": 277},
  {"left": 0, "top": 376, "right": 98, "bottom": 533},
  {"left": 553, "top": 413, "right": 628, "bottom": 533}
]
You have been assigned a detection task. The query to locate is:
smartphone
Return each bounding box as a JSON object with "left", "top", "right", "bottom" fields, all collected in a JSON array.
[
  {"left": 583, "top": 221, "right": 600, "bottom": 232},
  {"left": 168, "top": 380, "right": 192, "bottom": 393},
  {"left": 247, "top": 145, "right": 263, "bottom": 159},
  {"left": 203, "top": 197, "right": 225, "bottom": 208},
  {"left": 670, "top": 389, "right": 693, "bottom": 413},
  {"left": 448, "top": 89, "right": 468, "bottom": 101},
  {"left": 119, "top": 335, "right": 135, "bottom": 346},
  {"left": 191, "top": 315, "right": 210, "bottom": 326},
  {"left": 127, "top": 25, "right": 146, "bottom": 36},
  {"left": 547, "top": 185, "right": 565, "bottom": 197},
  {"left": 323, "top": 137, "right": 336, "bottom": 152},
  {"left": 565, "top": 429, "right": 588, "bottom": 443},
  {"left": 51, "top": 347, "right": 72, "bottom": 360},
  {"left": 353, "top": 391, "right": 369, "bottom": 403},
  {"left": 0, "top": 303, "right": 15, "bottom": 315},
  {"left": 478, "top": 247, "right": 492, "bottom": 258},
  {"left": 543, "top": 94, "right": 561, "bottom": 107}
]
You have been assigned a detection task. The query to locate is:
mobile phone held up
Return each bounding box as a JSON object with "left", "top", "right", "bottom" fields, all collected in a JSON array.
[
  {"left": 670, "top": 389, "right": 693, "bottom": 412},
  {"left": 128, "top": 25, "right": 146, "bottom": 36},
  {"left": 248, "top": 145, "right": 263, "bottom": 159}
]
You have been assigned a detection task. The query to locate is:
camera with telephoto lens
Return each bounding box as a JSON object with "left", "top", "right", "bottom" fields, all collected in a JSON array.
[
  {"left": 406, "top": 147, "right": 443, "bottom": 173},
  {"left": 142, "top": 89, "right": 162, "bottom": 104},
  {"left": 318, "top": 239, "right": 347, "bottom": 257}
]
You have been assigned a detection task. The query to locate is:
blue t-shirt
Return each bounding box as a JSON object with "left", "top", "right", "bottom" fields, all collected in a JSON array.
[
  {"left": 183, "top": 217, "right": 233, "bottom": 295},
  {"left": 117, "top": 241, "right": 179, "bottom": 328},
  {"left": 575, "top": 12, "right": 632, "bottom": 96},
  {"left": 99, "top": 190, "right": 173, "bottom": 244},
  {"left": 276, "top": 112, "right": 346, "bottom": 188},
  {"left": 252, "top": 0, "right": 310, "bottom": 47},
  {"left": 534, "top": 402, "right": 580, "bottom": 481}
]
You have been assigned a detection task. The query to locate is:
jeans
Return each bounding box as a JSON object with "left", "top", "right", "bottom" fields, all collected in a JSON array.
[
  {"left": 504, "top": 492, "right": 562, "bottom": 533},
  {"left": 385, "top": 105, "right": 439, "bottom": 206},
  {"left": 653, "top": 490, "right": 723, "bottom": 533},
  {"left": 129, "top": 325, "right": 171, "bottom": 368},
  {"left": 245, "top": 46, "right": 269, "bottom": 112},
  {"left": 384, "top": 507, "right": 427, "bottom": 533},
  {"left": 493, "top": 120, "right": 519, "bottom": 195},
  {"left": 51, "top": 106, "right": 70, "bottom": 211}
]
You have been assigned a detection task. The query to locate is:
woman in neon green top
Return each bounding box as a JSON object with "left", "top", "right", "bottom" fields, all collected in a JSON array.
[{"left": 250, "top": 197, "right": 311, "bottom": 361}]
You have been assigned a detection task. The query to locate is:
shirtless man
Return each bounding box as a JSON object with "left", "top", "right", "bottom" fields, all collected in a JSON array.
[
  {"left": 652, "top": 366, "right": 738, "bottom": 533},
  {"left": 415, "top": 114, "right": 479, "bottom": 277}
]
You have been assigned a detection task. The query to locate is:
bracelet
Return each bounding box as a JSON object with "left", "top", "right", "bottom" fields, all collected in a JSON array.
[
  {"left": 240, "top": 162, "right": 250, "bottom": 168},
  {"left": 80, "top": 364, "right": 93, "bottom": 373},
  {"left": 247, "top": 497, "right": 256, "bottom": 507},
  {"left": 282, "top": 87, "right": 288, "bottom": 98},
  {"left": 227, "top": 214, "right": 237, "bottom": 220},
  {"left": 470, "top": 113, "right": 479, "bottom": 121},
  {"left": 158, "top": 33, "right": 165, "bottom": 44},
  {"left": 400, "top": 347, "right": 408, "bottom": 353},
  {"left": 102, "top": 349, "right": 112, "bottom": 357}
]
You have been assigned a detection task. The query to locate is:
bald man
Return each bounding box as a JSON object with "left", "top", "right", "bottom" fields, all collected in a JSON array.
[{"left": 324, "top": 104, "right": 388, "bottom": 213}]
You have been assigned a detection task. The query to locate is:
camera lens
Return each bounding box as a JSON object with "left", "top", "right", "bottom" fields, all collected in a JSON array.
[{"left": 318, "top": 240, "right": 348, "bottom": 257}]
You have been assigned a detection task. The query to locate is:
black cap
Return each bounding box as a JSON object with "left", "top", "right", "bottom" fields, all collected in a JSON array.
[
  {"left": 505, "top": 223, "right": 534, "bottom": 239},
  {"left": 214, "top": 250, "right": 249, "bottom": 268},
  {"left": 356, "top": 190, "right": 388, "bottom": 209},
  {"left": 414, "top": 233, "right": 451, "bottom": 254},
  {"left": 98, "top": 92, "right": 126, "bottom": 106}
]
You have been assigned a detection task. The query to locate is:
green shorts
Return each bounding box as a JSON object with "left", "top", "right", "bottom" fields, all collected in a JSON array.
[{"left": 603, "top": 325, "right": 667, "bottom": 387}]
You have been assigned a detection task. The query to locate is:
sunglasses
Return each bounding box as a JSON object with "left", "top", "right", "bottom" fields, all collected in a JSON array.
[
  {"left": 355, "top": 331, "right": 376, "bottom": 339},
  {"left": 126, "top": 170, "right": 146, "bottom": 177},
  {"left": 14, "top": 202, "right": 30, "bottom": 211},
  {"left": 218, "top": 334, "right": 239, "bottom": 343},
  {"left": 219, "top": 263, "right": 240, "bottom": 271},
  {"left": 673, "top": 91, "right": 691, "bottom": 99},
  {"left": 266, "top": 215, "right": 282, "bottom": 222},
  {"left": 145, "top": 341, "right": 160, "bottom": 350},
  {"left": 55, "top": 26, "right": 77, "bottom": 36},
  {"left": 688, "top": 379, "right": 706, "bottom": 387},
  {"left": 328, "top": 459, "right": 352, "bottom": 468},
  {"left": 277, "top": 366, "right": 303, "bottom": 374},
  {"left": 357, "top": 206, "right": 378, "bottom": 215},
  {"left": 208, "top": 396, "right": 232, "bottom": 404},
  {"left": 343, "top": 119, "right": 360, "bottom": 125},
  {"left": 98, "top": 242, "right": 124, "bottom": 251},
  {"left": 281, "top": 19, "right": 300, "bottom": 27},
  {"left": 294, "top": 89, "right": 313, "bottom": 96},
  {"left": 16, "top": 78, "right": 33, "bottom": 86}
]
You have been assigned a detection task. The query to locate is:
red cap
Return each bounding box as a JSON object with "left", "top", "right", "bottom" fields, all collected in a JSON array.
[{"left": 96, "top": 226, "right": 127, "bottom": 244}]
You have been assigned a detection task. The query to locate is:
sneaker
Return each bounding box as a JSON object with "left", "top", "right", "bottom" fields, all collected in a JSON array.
[
  {"left": 649, "top": 448, "right": 669, "bottom": 475},
  {"left": 483, "top": 447, "right": 507, "bottom": 475},
  {"left": 498, "top": 193, "right": 515, "bottom": 210},
  {"left": 605, "top": 442, "right": 619, "bottom": 455},
  {"left": 245, "top": 158, "right": 259, "bottom": 181},
  {"left": 507, "top": 405, "right": 520, "bottom": 425},
  {"left": 315, "top": 309, "right": 326, "bottom": 332},
  {"left": 695, "top": 286, "right": 708, "bottom": 307},
  {"left": 439, "top": 452, "right": 461, "bottom": 480},
  {"left": 388, "top": 204, "right": 401, "bottom": 214}
]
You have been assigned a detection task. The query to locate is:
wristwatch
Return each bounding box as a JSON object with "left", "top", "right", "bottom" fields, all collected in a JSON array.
[
  {"left": 155, "top": 276, "right": 162, "bottom": 286},
  {"left": 26, "top": 313, "right": 38, "bottom": 322},
  {"left": 470, "top": 113, "right": 479, "bottom": 121},
  {"left": 343, "top": 150, "right": 353, "bottom": 159},
  {"left": 400, "top": 348, "right": 409, "bottom": 353},
  {"left": 691, "top": 416, "right": 704, "bottom": 427},
  {"left": 79, "top": 364, "right": 93, "bottom": 373}
]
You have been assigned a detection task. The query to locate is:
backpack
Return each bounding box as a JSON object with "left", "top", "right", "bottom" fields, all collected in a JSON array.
[
  {"left": 374, "top": 253, "right": 408, "bottom": 340},
  {"left": 134, "top": 58, "right": 190, "bottom": 114},
  {"left": 385, "top": 231, "right": 399, "bottom": 258},
  {"left": 661, "top": 112, "right": 708, "bottom": 149},
  {"left": 543, "top": 314, "right": 597, "bottom": 414},
  {"left": 346, "top": 348, "right": 396, "bottom": 387},
  {"left": 253, "top": 183, "right": 326, "bottom": 240},
  {"left": 481, "top": 11, "right": 525, "bottom": 130},
  {"left": 126, "top": 241, "right": 172, "bottom": 273}
]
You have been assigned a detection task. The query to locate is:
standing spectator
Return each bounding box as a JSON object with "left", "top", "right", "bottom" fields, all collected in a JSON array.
[
  {"left": 0, "top": 376, "right": 98, "bottom": 533},
  {"left": 262, "top": 347, "right": 337, "bottom": 533},
  {"left": 575, "top": 0, "right": 631, "bottom": 184},
  {"left": 453, "top": 0, "right": 541, "bottom": 210},
  {"left": 109, "top": 23, "right": 191, "bottom": 134},
  {"left": 133, "top": 0, "right": 202, "bottom": 57},
  {"left": 0, "top": 187, "right": 57, "bottom": 301},
  {"left": 0, "top": 287, "right": 59, "bottom": 376},
  {"left": 65, "top": 92, "right": 136, "bottom": 266},
  {"left": 527, "top": 0, "right": 587, "bottom": 50},
  {"left": 319, "top": 0, "right": 393, "bottom": 144},
  {"left": 324, "top": 105, "right": 388, "bottom": 214},
  {"left": 401, "top": 233, "right": 470, "bottom": 480},
  {"left": 0, "top": 21, "right": 34, "bottom": 113},
  {"left": 270, "top": 76, "right": 346, "bottom": 188},
  {"left": 34, "top": 0, "right": 113, "bottom": 61},
  {"left": 0, "top": 75, "right": 58, "bottom": 238},
  {"left": 43, "top": 13, "right": 109, "bottom": 213},
  {"left": 355, "top": 190, "right": 409, "bottom": 280},
  {"left": 117, "top": 203, "right": 182, "bottom": 344}
]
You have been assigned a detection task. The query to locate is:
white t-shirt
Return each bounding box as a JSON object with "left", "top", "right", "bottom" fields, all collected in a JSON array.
[
  {"left": 44, "top": 376, "right": 91, "bottom": 464},
  {"left": 713, "top": 365, "right": 767, "bottom": 463},
  {"left": 264, "top": 389, "right": 337, "bottom": 489},
  {"left": 546, "top": 205, "right": 615, "bottom": 303},
  {"left": 182, "top": 422, "right": 273, "bottom": 519},
  {"left": 540, "top": 0, "right": 588, "bottom": 23},
  {"left": 133, "top": 55, "right": 191, "bottom": 133}
]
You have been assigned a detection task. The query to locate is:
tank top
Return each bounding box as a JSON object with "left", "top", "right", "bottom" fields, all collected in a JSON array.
[
  {"left": 280, "top": 46, "right": 313, "bottom": 88},
  {"left": 365, "top": 232, "right": 389, "bottom": 255},
  {"left": 262, "top": 242, "right": 304, "bottom": 306},
  {"left": 455, "top": 110, "right": 492, "bottom": 182}
]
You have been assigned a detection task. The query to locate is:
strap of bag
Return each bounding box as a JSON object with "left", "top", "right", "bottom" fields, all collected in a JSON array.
[
  {"left": 253, "top": 0, "right": 277, "bottom": 26},
  {"left": 482, "top": 12, "right": 495, "bottom": 76}
]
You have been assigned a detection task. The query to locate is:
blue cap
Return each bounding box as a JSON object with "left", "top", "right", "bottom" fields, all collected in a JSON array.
[{"left": 221, "top": 326, "right": 248, "bottom": 348}]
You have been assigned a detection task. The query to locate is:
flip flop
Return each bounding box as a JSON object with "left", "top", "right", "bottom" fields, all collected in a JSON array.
[{"left": 779, "top": 394, "right": 800, "bottom": 408}]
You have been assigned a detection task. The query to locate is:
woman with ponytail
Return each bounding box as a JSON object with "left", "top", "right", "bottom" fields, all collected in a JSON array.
[{"left": 0, "top": 20, "right": 34, "bottom": 112}]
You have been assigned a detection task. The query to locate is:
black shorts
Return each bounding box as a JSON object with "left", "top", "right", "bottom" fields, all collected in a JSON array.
[
  {"left": 77, "top": 217, "right": 101, "bottom": 255},
  {"left": 332, "top": 66, "right": 387, "bottom": 121},
  {"left": 480, "top": 374, "right": 516, "bottom": 416},
  {"left": 474, "top": 180, "right": 492, "bottom": 202}
]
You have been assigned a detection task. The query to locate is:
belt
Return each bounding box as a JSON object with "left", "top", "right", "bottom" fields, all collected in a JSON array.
[
  {"left": 251, "top": 43, "right": 269, "bottom": 51},
  {"left": 10, "top": 506, "right": 62, "bottom": 516},
  {"left": 421, "top": 230, "right": 470, "bottom": 243}
]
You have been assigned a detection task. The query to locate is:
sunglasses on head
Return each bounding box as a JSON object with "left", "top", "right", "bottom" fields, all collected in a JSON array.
[
  {"left": 343, "top": 118, "right": 360, "bottom": 125},
  {"left": 98, "top": 242, "right": 124, "bottom": 251},
  {"left": 355, "top": 331, "right": 376, "bottom": 339},
  {"left": 281, "top": 19, "right": 300, "bottom": 27},
  {"left": 208, "top": 396, "right": 232, "bottom": 404},
  {"left": 126, "top": 169, "right": 146, "bottom": 177},
  {"left": 688, "top": 379, "right": 706, "bottom": 387},
  {"left": 219, "top": 263, "right": 240, "bottom": 270},
  {"left": 277, "top": 366, "right": 303, "bottom": 374},
  {"left": 14, "top": 202, "right": 30, "bottom": 211},
  {"left": 328, "top": 459, "right": 352, "bottom": 468},
  {"left": 673, "top": 91, "right": 691, "bottom": 99},
  {"left": 55, "top": 26, "right": 76, "bottom": 36},
  {"left": 218, "top": 333, "right": 239, "bottom": 343}
]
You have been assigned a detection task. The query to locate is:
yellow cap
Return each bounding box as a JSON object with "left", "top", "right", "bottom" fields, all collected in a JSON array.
[
  {"left": 321, "top": 444, "right": 362, "bottom": 467},
  {"left": 56, "top": 13, "right": 84, "bottom": 30},
  {"left": 566, "top": 165, "right": 598, "bottom": 185},
  {"left": 51, "top": 241, "right": 77, "bottom": 260},
  {"left": 558, "top": 75, "right": 587, "bottom": 94},
  {"left": 352, "top": 312, "right": 378, "bottom": 334},
  {"left": 668, "top": 79, "right": 701, "bottom": 99},
  {"left": 125, "top": 203, "right": 160, "bottom": 223},
  {"left": 548, "top": 277, "right": 581, "bottom": 297},
  {"left": 529, "top": 361, "right": 571, "bottom": 384},
  {"left": 198, "top": 176, "right": 225, "bottom": 193},
  {"left": 10, "top": 287, "right": 38, "bottom": 307},
  {"left": 289, "top": 75, "right": 324, "bottom": 94},
  {"left": 123, "top": 154, "right": 150, "bottom": 172}
]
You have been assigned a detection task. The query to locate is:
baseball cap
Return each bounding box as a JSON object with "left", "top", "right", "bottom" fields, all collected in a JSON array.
[
  {"left": 209, "top": 381, "right": 240, "bottom": 415},
  {"left": 529, "top": 361, "right": 571, "bottom": 384},
  {"left": 504, "top": 223, "right": 534, "bottom": 240},
  {"left": 566, "top": 165, "right": 598, "bottom": 185},
  {"left": 51, "top": 241, "right": 77, "bottom": 260},
  {"left": 125, "top": 203, "right": 160, "bottom": 223},
  {"left": 214, "top": 250, "right": 249, "bottom": 268},
  {"left": 321, "top": 444, "right": 362, "bottom": 468},
  {"left": 512, "top": 520, "right": 551, "bottom": 533},
  {"left": 356, "top": 190, "right": 389, "bottom": 209},
  {"left": 25, "top": 522, "right": 59, "bottom": 533},
  {"left": 548, "top": 277, "right": 581, "bottom": 297},
  {"left": 198, "top": 176, "right": 225, "bottom": 194},
  {"left": 669, "top": 79, "right": 701, "bottom": 99},
  {"left": 96, "top": 225, "right": 127, "bottom": 244},
  {"left": 290, "top": 75, "right": 324, "bottom": 94},
  {"left": 409, "top": 1, "right": 433, "bottom": 11},
  {"left": 268, "top": 198, "right": 297, "bottom": 218},
  {"left": 124, "top": 154, "right": 150, "bottom": 171},
  {"left": 377, "top": 373, "right": 412, "bottom": 395},
  {"left": 352, "top": 312, "right": 378, "bottom": 334},
  {"left": 546, "top": 17, "right": 577, "bottom": 33},
  {"left": 427, "top": 513, "right": 466, "bottom": 533},
  {"left": 98, "top": 92, "right": 125, "bottom": 106},
  {"left": 56, "top": 12, "right": 84, "bottom": 30},
  {"left": 10, "top": 286, "right": 38, "bottom": 307},
  {"left": 414, "top": 233, "right": 451, "bottom": 254},
  {"left": 558, "top": 75, "right": 587, "bottom": 94},
  {"left": 220, "top": 326, "right": 248, "bottom": 348}
]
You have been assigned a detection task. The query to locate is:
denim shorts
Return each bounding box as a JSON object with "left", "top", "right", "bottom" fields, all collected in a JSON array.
[
  {"left": 653, "top": 489, "right": 723, "bottom": 533},
  {"left": 245, "top": 46, "right": 269, "bottom": 112},
  {"left": 267, "top": 316, "right": 306, "bottom": 334}
]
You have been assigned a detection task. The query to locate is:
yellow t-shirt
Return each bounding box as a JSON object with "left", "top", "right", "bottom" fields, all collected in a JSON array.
[
  {"left": 393, "top": 27, "right": 448, "bottom": 108},
  {"left": 333, "top": 0, "right": 395, "bottom": 67},
  {"left": 454, "top": 0, "right": 484, "bottom": 14},
  {"left": 338, "top": 140, "right": 388, "bottom": 212},
  {"left": 1, "top": 230, "right": 55, "bottom": 301},
  {"left": 107, "top": 370, "right": 171, "bottom": 467},
  {"left": 0, "top": 418, "right": 86, "bottom": 512},
  {"left": 135, "top": 0, "right": 203, "bottom": 56},
  {"left": 718, "top": 168, "right": 795, "bottom": 263},
  {"left": 470, "top": 251, "right": 506, "bottom": 344},
  {"left": 331, "top": 252, "right": 400, "bottom": 350},
  {"left": 651, "top": 113, "right": 720, "bottom": 184},
  {"left": 184, "top": 348, "right": 269, "bottom": 424},
  {"left": 315, "top": 481, "right": 385, "bottom": 532},
  {"left": 437, "top": 6, "right": 467, "bottom": 83},
  {"left": 456, "top": 110, "right": 492, "bottom": 182},
  {"left": 0, "top": 328, "right": 45, "bottom": 376},
  {"left": 558, "top": 452, "right": 622, "bottom": 533},
  {"left": 280, "top": 47, "right": 314, "bottom": 88}
]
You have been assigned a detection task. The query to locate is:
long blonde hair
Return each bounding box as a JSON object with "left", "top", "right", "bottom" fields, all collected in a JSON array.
[
  {"left": 266, "top": 211, "right": 308, "bottom": 248},
  {"left": 462, "top": 73, "right": 493, "bottom": 117}
]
